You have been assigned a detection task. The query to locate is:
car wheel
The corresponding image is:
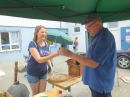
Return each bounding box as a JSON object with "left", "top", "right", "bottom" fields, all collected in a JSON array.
[{"left": 117, "top": 56, "right": 130, "bottom": 69}]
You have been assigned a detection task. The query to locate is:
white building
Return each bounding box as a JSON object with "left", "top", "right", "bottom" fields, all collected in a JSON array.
[
  {"left": 0, "top": 15, "right": 130, "bottom": 62},
  {"left": 104, "top": 20, "right": 130, "bottom": 50},
  {"left": 0, "top": 15, "right": 86, "bottom": 62}
]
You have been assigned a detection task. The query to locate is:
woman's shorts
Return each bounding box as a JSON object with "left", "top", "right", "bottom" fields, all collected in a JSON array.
[{"left": 27, "top": 72, "right": 48, "bottom": 83}]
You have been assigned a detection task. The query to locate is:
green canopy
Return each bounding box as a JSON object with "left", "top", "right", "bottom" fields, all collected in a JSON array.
[
  {"left": 1, "top": 0, "right": 130, "bottom": 23},
  {"left": 47, "top": 29, "right": 73, "bottom": 45}
]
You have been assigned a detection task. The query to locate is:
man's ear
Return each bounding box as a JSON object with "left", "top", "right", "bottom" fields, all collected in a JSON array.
[
  {"left": 97, "top": 20, "right": 102, "bottom": 25},
  {"left": 95, "top": 20, "right": 99, "bottom": 26}
]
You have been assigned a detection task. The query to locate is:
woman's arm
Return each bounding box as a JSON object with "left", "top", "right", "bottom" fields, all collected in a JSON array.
[
  {"left": 47, "top": 60, "right": 53, "bottom": 68},
  {"left": 29, "top": 48, "right": 58, "bottom": 63}
]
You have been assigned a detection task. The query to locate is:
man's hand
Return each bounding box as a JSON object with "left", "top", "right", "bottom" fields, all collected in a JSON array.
[{"left": 58, "top": 47, "right": 74, "bottom": 58}]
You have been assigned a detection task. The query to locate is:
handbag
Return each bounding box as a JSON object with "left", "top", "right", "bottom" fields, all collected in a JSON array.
[{"left": 73, "top": 46, "right": 75, "bottom": 49}]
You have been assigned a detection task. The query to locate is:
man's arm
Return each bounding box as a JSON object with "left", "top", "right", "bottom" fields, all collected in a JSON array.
[
  {"left": 58, "top": 47, "right": 98, "bottom": 68},
  {"left": 71, "top": 53, "right": 99, "bottom": 68}
]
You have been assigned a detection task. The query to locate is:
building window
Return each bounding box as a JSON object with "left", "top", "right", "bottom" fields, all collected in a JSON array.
[
  {"left": 73, "top": 23, "right": 81, "bottom": 34},
  {"left": 0, "top": 30, "right": 21, "bottom": 52},
  {"left": 74, "top": 27, "right": 80, "bottom": 32},
  {"left": 107, "top": 22, "right": 118, "bottom": 29}
]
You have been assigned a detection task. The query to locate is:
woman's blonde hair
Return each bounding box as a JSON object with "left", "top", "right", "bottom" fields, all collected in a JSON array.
[
  {"left": 74, "top": 37, "right": 78, "bottom": 42},
  {"left": 33, "top": 25, "right": 46, "bottom": 41}
]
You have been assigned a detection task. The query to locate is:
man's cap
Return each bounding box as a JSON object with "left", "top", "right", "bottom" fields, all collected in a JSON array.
[{"left": 82, "top": 13, "right": 101, "bottom": 25}]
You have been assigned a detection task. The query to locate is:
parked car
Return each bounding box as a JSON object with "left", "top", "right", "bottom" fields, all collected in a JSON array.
[
  {"left": 77, "top": 51, "right": 130, "bottom": 69},
  {"left": 117, "top": 49, "right": 130, "bottom": 69}
]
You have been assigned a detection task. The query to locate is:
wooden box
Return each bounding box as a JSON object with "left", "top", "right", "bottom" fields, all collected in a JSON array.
[
  {"left": 0, "top": 91, "right": 12, "bottom": 97},
  {"left": 66, "top": 59, "right": 83, "bottom": 77}
]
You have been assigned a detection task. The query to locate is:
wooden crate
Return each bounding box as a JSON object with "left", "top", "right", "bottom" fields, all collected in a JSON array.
[
  {"left": 0, "top": 91, "right": 12, "bottom": 97},
  {"left": 34, "top": 87, "right": 66, "bottom": 97}
]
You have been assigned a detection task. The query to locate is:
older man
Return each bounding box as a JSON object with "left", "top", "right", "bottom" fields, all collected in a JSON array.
[{"left": 58, "top": 13, "right": 117, "bottom": 97}]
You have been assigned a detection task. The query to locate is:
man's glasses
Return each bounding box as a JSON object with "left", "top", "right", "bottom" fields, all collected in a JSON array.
[{"left": 85, "top": 21, "right": 96, "bottom": 29}]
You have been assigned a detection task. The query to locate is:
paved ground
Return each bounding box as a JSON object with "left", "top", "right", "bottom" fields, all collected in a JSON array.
[{"left": 0, "top": 56, "right": 130, "bottom": 97}]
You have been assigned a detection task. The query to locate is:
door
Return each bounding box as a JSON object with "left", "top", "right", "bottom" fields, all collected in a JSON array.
[
  {"left": 85, "top": 31, "right": 93, "bottom": 53},
  {"left": 121, "top": 27, "right": 130, "bottom": 49},
  {"left": 85, "top": 31, "right": 88, "bottom": 52}
]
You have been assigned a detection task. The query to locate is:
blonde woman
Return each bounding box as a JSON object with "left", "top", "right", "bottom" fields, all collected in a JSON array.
[
  {"left": 26, "top": 25, "right": 59, "bottom": 97},
  {"left": 73, "top": 37, "right": 78, "bottom": 53}
]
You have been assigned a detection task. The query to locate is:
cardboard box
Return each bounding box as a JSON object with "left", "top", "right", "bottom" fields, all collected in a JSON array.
[{"left": 34, "top": 93, "right": 48, "bottom": 97}]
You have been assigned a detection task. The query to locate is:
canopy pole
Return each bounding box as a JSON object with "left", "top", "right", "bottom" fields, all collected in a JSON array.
[
  {"left": 60, "top": 21, "right": 64, "bottom": 47},
  {"left": 60, "top": 21, "right": 62, "bottom": 31}
]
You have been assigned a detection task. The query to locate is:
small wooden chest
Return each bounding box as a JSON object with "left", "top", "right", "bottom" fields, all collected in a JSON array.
[{"left": 66, "top": 59, "right": 83, "bottom": 77}]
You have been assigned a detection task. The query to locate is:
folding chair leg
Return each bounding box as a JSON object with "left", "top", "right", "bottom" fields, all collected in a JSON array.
[{"left": 117, "top": 71, "right": 119, "bottom": 87}]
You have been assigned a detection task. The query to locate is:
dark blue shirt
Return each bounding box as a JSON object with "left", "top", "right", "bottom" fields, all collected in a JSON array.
[
  {"left": 82, "top": 28, "right": 117, "bottom": 93},
  {"left": 27, "top": 41, "right": 49, "bottom": 77}
]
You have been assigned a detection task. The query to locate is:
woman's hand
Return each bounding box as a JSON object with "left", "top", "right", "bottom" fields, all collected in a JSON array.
[
  {"left": 53, "top": 52, "right": 59, "bottom": 57},
  {"left": 48, "top": 67, "right": 53, "bottom": 76},
  {"left": 48, "top": 67, "right": 57, "bottom": 76}
]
